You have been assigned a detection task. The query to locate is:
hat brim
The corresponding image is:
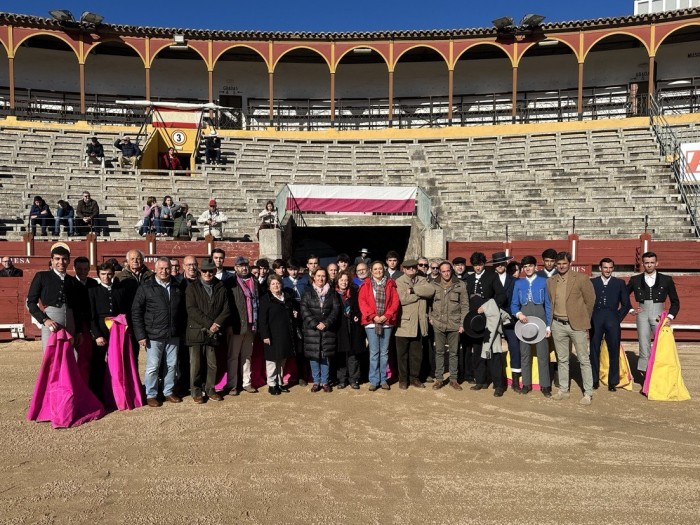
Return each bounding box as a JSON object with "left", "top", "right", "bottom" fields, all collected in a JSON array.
[
  {"left": 514, "top": 316, "right": 547, "bottom": 344},
  {"left": 488, "top": 256, "right": 513, "bottom": 265}
]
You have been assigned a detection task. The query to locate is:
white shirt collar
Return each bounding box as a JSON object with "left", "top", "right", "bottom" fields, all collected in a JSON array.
[{"left": 53, "top": 268, "right": 66, "bottom": 280}]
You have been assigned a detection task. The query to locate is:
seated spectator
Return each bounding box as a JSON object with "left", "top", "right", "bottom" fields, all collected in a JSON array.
[
  {"left": 114, "top": 137, "right": 142, "bottom": 169},
  {"left": 140, "top": 196, "right": 162, "bottom": 237},
  {"left": 196, "top": 199, "right": 228, "bottom": 239},
  {"left": 29, "top": 195, "right": 53, "bottom": 236},
  {"left": 54, "top": 199, "right": 75, "bottom": 236},
  {"left": 173, "top": 202, "right": 194, "bottom": 239},
  {"left": 75, "top": 191, "right": 102, "bottom": 236},
  {"left": 0, "top": 256, "right": 23, "bottom": 277},
  {"left": 85, "top": 136, "right": 105, "bottom": 168},
  {"left": 161, "top": 147, "right": 182, "bottom": 170},
  {"left": 258, "top": 200, "right": 278, "bottom": 230},
  {"left": 160, "top": 196, "right": 179, "bottom": 236},
  {"left": 205, "top": 130, "right": 221, "bottom": 165}
]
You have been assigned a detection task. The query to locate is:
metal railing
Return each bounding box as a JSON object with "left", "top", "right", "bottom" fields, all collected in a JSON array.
[
  {"left": 649, "top": 95, "right": 700, "bottom": 237},
  {"left": 276, "top": 185, "right": 307, "bottom": 228}
]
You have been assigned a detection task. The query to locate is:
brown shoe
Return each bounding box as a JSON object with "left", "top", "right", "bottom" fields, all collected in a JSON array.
[
  {"left": 449, "top": 380, "right": 463, "bottom": 391},
  {"left": 410, "top": 379, "right": 425, "bottom": 389},
  {"left": 209, "top": 393, "right": 223, "bottom": 401},
  {"left": 192, "top": 396, "right": 204, "bottom": 404},
  {"left": 310, "top": 383, "right": 321, "bottom": 393},
  {"left": 165, "top": 394, "right": 182, "bottom": 403},
  {"left": 322, "top": 384, "right": 332, "bottom": 393},
  {"left": 146, "top": 397, "right": 161, "bottom": 407},
  {"left": 432, "top": 380, "right": 444, "bottom": 390},
  {"left": 399, "top": 382, "right": 408, "bottom": 390},
  {"left": 380, "top": 383, "right": 390, "bottom": 390}
]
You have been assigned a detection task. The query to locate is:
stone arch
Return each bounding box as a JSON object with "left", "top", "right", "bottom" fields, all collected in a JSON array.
[
  {"left": 272, "top": 46, "right": 331, "bottom": 72},
  {"left": 84, "top": 40, "right": 146, "bottom": 99},
  {"left": 334, "top": 45, "right": 390, "bottom": 71},
  {"left": 213, "top": 44, "right": 269, "bottom": 70},
  {"left": 149, "top": 44, "right": 209, "bottom": 101},
  {"left": 212, "top": 45, "right": 269, "bottom": 124},
  {"left": 13, "top": 33, "right": 80, "bottom": 95}
]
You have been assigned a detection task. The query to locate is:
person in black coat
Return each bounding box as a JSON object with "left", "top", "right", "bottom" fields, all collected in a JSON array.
[
  {"left": 258, "top": 275, "right": 298, "bottom": 395},
  {"left": 334, "top": 271, "right": 367, "bottom": 389},
  {"left": 131, "top": 257, "right": 186, "bottom": 406},
  {"left": 185, "top": 258, "right": 230, "bottom": 403},
  {"left": 461, "top": 251, "right": 506, "bottom": 383},
  {"left": 88, "top": 263, "right": 128, "bottom": 401},
  {"left": 300, "top": 267, "right": 341, "bottom": 392}
]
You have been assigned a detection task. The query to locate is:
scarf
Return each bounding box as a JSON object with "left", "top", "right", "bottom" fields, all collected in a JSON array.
[
  {"left": 337, "top": 286, "right": 352, "bottom": 316},
  {"left": 313, "top": 282, "right": 330, "bottom": 306},
  {"left": 200, "top": 277, "right": 214, "bottom": 297},
  {"left": 371, "top": 277, "right": 387, "bottom": 317},
  {"left": 237, "top": 275, "right": 258, "bottom": 329}
]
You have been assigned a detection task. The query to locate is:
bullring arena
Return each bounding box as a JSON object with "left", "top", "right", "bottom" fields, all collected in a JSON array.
[{"left": 1, "top": 2, "right": 700, "bottom": 523}]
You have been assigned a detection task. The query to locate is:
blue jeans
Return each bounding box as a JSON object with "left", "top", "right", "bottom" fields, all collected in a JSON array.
[
  {"left": 140, "top": 216, "right": 161, "bottom": 235},
  {"left": 54, "top": 216, "right": 75, "bottom": 235},
  {"left": 309, "top": 357, "right": 329, "bottom": 385},
  {"left": 365, "top": 326, "right": 392, "bottom": 386},
  {"left": 145, "top": 337, "right": 179, "bottom": 398}
]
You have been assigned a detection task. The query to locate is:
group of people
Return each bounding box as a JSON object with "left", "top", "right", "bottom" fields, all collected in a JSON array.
[
  {"left": 140, "top": 197, "right": 228, "bottom": 239},
  {"left": 29, "top": 192, "right": 102, "bottom": 237},
  {"left": 26, "top": 244, "right": 679, "bottom": 410}
]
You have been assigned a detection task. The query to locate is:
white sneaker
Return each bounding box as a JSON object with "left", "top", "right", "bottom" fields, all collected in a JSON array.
[
  {"left": 579, "top": 395, "right": 592, "bottom": 406},
  {"left": 552, "top": 391, "right": 570, "bottom": 401}
]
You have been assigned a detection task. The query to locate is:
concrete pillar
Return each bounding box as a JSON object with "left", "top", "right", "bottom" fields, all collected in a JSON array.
[
  {"left": 423, "top": 229, "right": 446, "bottom": 260},
  {"left": 258, "top": 228, "right": 283, "bottom": 261}
]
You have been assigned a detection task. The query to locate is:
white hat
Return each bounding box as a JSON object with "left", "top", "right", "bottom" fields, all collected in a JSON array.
[
  {"left": 515, "top": 316, "right": 547, "bottom": 344},
  {"left": 209, "top": 129, "right": 217, "bottom": 136}
]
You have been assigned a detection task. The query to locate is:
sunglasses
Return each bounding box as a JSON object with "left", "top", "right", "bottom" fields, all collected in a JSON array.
[
  {"left": 417, "top": 263, "right": 428, "bottom": 267},
  {"left": 430, "top": 267, "right": 439, "bottom": 270}
]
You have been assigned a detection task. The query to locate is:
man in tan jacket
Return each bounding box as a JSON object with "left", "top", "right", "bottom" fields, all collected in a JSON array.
[
  {"left": 395, "top": 259, "right": 433, "bottom": 389},
  {"left": 547, "top": 251, "right": 596, "bottom": 405}
]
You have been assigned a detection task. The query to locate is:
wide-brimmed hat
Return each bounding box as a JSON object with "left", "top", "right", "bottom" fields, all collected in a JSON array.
[
  {"left": 359, "top": 248, "right": 369, "bottom": 254},
  {"left": 199, "top": 257, "right": 216, "bottom": 271},
  {"left": 488, "top": 251, "right": 513, "bottom": 265},
  {"left": 464, "top": 310, "right": 487, "bottom": 339},
  {"left": 209, "top": 129, "right": 218, "bottom": 136},
  {"left": 515, "top": 316, "right": 547, "bottom": 344}
]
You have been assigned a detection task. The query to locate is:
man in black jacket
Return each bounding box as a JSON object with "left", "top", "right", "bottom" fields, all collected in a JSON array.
[
  {"left": 627, "top": 251, "right": 680, "bottom": 381},
  {"left": 186, "top": 257, "right": 229, "bottom": 404},
  {"left": 0, "top": 256, "right": 22, "bottom": 277},
  {"left": 132, "top": 257, "right": 186, "bottom": 407},
  {"left": 86, "top": 136, "right": 104, "bottom": 168},
  {"left": 26, "top": 245, "right": 87, "bottom": 351},
  {"left": 461, "top": 251, "right": 506, "bottom": 383}
]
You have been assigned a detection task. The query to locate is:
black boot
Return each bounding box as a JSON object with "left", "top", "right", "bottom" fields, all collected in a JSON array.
[{"left": 511, "top": 372, "right": 522, "bottom": 393}]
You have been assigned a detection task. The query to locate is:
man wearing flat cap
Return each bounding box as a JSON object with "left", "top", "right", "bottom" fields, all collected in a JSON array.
[{"left": 186, "top": 257, "right": 230, "bottom": 403}]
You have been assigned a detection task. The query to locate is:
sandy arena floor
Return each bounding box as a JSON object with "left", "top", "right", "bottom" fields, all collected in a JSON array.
[{"left": 0, "top": 339, "right": 699, "bottom": 524}]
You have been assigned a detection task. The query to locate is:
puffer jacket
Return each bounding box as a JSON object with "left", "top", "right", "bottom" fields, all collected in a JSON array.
[
  {"left": 420, "top": 276, "right": 469, "bottom": 332},
  {"left": 300, "top": 286, "right": 341, "bottom": 359},
  {"left": 131, "top": 278, "right": 185, "bottom": 341},
  {"left": 185, "top": 277, "right": 230, "bottom": 345}
]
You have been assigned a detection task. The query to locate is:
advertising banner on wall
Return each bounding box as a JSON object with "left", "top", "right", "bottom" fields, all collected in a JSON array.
[{"left": 680, "top": 142, "right": 700, "bottom": 181}]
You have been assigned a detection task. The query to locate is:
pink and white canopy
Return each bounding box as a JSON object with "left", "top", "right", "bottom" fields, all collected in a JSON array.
[{"left": 287, "top": 185, "right": 417, "bottom": 214}]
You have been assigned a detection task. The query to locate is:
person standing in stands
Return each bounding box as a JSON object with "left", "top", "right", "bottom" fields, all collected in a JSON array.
[
  {"left": 627, "top": 251, "right": 680, "bottom": 389},
  {"left": 0, "top": 256, "right": 23, "bottom": 277},
  {"left": 132, "top": 257, "right": 185, "bottom": 407},
  {"left": 205, "top": 130, "right": 221, "bottom": 165},
  {"left": 590, "top": 258, "right": 630, "bottom": 392},
  {"left": 27, "top": 245, "right": 86, "bottom": 352}
]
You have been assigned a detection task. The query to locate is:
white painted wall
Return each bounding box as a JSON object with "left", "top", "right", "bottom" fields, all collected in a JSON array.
[
  {"left": 13, "top": 47, "right": 79, "bottom": 92},
  {"left": 150, "top": 57, "right": 209, "bottom": 100},
  {"left": 656, "top": 39, "right": 700, "bottom": 80},
  {"left": 335, "top": 63, "right": 389, "bottom": 99},
  {"left": 85, "top": 53, "right": 145, "bottom": 97},
  {"left": 584, "top": 47, "right": 650, "bottom": 86},
  {"left": 517, "top": 53, "right": 579, "bottom": 92},
  {"left": 453, "top": 56, "right": 512, "bottom": 94},
  {"left": 213, "top": 60, "right": 269, "bottom": 106},
  {"left": 273, "top": 62, "right": 330, "bottom": 99}
]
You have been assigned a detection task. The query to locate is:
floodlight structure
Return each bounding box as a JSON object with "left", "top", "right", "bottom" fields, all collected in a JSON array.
[
  {"left": 49, "top": 9, "right": 75, "bottom": 23},
  {"left": 80, "top": 11, "right": 104, "bottom": 26},
  {"left": 520, "top": 14, "right": 546, "bottom": 28},
  {"left": 170, "top": 34, "right": 189, "bottom": 51},
  {"left": 492, "top": 16, "right": 515, "bottom": 31}
]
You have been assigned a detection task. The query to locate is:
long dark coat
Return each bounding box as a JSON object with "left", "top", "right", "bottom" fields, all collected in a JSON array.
[
  {"left": 300, "top": 286, "right": 341, "bottom": 360},
  {"left": 337, "top": 286, "right": 366, "bottom": 356},
  {"left": 185, "top": 277, "right": 230, "bottom": 346},
  {"left": 258, "top": 291, "right": 297, "bottom": 361}
]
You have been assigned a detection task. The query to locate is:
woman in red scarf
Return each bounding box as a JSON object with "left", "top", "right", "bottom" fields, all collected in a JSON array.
[{"left": 358, "top": 261, "right": 399, "bottom": 391}]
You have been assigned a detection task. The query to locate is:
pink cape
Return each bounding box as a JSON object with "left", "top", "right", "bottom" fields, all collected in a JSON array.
[
  {"left": 103, "top": 314, "right": 144, "bottom": 411},
  {"left": 27, "top": 328, "right": 105, "bottom": 428}
]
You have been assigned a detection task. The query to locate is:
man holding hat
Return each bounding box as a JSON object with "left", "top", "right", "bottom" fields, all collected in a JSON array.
[
  {"left": 197, "top": 199, "right": 228, "bottom": 239},
  {"left": 510, "top": 255, "right": 553, "bottom": 396},
  {"left": 490, "top": 251, "right": 522, "bottom": 391},
  {"left": 205, "top": 129, "right": 221, "bottom": 164},
  {"left": 185, "top": 257, "right": 230, "bottom": 403}
]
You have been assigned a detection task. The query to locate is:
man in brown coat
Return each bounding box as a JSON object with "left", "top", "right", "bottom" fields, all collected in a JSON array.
[{"left": 547, "top": 251, "right": 596, "bottom": 405}]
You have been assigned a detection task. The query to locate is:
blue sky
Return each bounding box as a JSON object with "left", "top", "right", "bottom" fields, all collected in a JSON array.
[{"left": 2, "top": 1, "right": 634, "bottom": 32}]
